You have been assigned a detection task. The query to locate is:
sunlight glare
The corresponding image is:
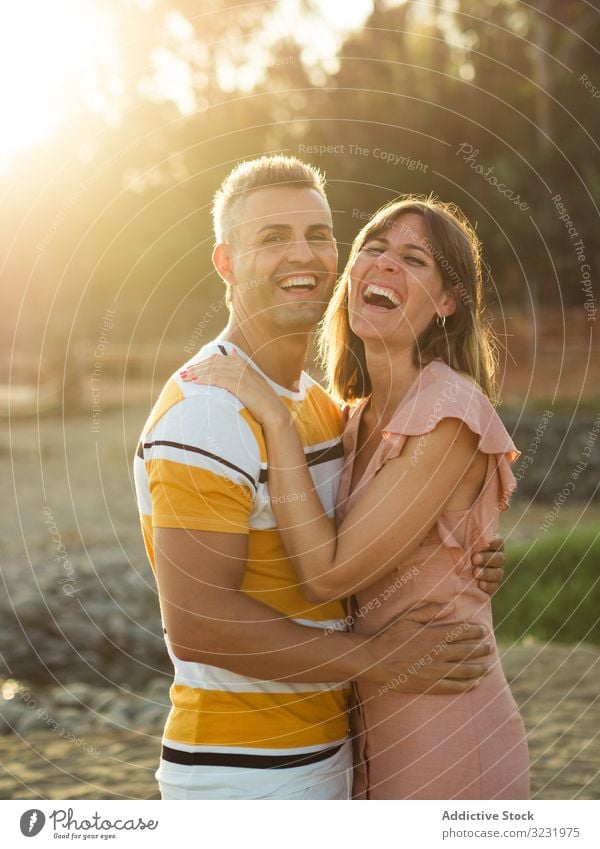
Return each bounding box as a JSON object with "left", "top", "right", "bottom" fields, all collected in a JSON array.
[{"left": 0, "top": 0, "right": 114, "bottom": 168}]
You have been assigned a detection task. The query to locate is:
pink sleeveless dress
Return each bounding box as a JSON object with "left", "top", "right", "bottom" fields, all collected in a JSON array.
[{"left": 337, "top": 361, "right": 530, "bottom": 800}]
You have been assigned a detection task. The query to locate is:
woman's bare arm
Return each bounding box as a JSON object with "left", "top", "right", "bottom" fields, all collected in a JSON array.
[{"left": 262, "top": 411, "right": 482, "bottom": 602}]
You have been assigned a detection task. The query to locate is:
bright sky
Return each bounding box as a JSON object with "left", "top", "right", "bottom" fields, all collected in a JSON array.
[
  {"left": 0, "top": 0, "right": 406, "bottom": 172},
  {"left": 0, "top": 0, "right": 121, "bottom": 171},
  {"left": 278, "top": 0, "right": 374, "bottom": 70},
  {"left": 215, "top": 0, "right": 376, "bottom": 92}
]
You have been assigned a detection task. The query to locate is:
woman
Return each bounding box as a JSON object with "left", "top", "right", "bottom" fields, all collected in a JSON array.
[{"left": 181, "top": 197, "right": 530, "bottom": 800}]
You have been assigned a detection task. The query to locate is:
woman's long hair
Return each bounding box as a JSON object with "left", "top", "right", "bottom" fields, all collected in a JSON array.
[{"left": 318, "top": 196, "right": 498, "bottom": 405}]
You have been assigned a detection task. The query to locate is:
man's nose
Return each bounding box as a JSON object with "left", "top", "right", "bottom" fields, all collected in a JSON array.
[{"left": 285, "top": 238, "right": 315, "bottom": 263}]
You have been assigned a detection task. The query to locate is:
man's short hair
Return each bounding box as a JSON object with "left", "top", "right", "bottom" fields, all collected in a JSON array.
[{"left": 212, "top": 155, "right": 327, "bottom": 245}]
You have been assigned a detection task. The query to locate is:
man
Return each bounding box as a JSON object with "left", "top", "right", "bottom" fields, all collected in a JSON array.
[{"left": 133, "top": 155, "right": 505, "bottom": 799}]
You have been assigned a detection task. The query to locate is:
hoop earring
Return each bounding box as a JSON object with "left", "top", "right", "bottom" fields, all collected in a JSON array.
[{"left": 436, "top": 314, "right": 446, "bottom": 328}]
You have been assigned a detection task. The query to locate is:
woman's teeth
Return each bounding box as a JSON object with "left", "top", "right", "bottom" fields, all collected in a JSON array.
[{"left": 363, "top": 283, "right": 402, "bottom": 309}]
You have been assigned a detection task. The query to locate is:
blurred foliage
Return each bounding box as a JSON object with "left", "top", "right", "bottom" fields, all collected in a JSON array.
[
  {"left": 1, "top": 0, "right": 598, "bottom": 376},
  {"left": 494, "top": 525, "right": 600, "bottom": 646}
]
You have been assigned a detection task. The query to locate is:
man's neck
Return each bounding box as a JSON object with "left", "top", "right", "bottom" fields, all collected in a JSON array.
[{"left": 219, "top": 319, "right": 310, "bottom": 392}]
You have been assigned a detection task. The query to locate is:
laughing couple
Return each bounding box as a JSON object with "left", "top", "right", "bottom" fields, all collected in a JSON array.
[{"left": 134, "top": 155, "right": 529, "bottom": 800}]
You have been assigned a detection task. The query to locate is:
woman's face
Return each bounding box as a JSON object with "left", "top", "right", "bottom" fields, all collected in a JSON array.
[{"left": 347, "top": 212, "right": 456, "bottom": 348}]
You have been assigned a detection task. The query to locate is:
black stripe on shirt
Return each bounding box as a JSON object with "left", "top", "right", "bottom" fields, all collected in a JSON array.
[
  {"left": 143, "top": 440, "right": 257, "bottom": 490},
  {"left": 305, "top": 440, "right": 344, "bottom": 467},
  {"left": 257, "top": 440, "right": 343, "bottom": 485},
  {"left": 161, "top": 742, "right": 343, "bottom": 770}
]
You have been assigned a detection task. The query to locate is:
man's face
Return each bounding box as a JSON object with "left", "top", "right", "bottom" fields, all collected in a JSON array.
[{"left": 223, "top": 186, "right": 338, "bottom": 336}]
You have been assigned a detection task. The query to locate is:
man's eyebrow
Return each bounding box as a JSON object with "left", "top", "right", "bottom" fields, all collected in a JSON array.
[{"left": 256, "top": 222, "right": 333, "bottom": 234}]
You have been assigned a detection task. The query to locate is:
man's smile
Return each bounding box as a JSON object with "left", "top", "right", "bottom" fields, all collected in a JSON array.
[{"left": 276, "top": 273, "right": 320, "bottom": 295}]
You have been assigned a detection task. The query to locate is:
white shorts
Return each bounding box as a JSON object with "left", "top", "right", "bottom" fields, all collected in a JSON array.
[{"left": 158, "top": 740, "right": 353, "bottom": 800}]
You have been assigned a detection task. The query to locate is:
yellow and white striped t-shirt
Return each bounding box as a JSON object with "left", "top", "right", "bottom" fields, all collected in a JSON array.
[{"left": 134, "top": 341, "right": 350, "bottom": 769}]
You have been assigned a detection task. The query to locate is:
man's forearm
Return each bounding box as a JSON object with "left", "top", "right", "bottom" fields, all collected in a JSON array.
[
  {"left": 171, "top": 591, "right": 492, "bottom": 695},
  {"left": 156, "top": 526, "right": 491, "bottom": 693},
  {"left": 170, "top": 588, "right": 377, "bottom": 684}
]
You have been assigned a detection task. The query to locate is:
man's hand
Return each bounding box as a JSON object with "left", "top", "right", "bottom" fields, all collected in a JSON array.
[
  {"left": 365, "top": 603, "right": 493, "bottom": 694},
  {"left": 472, "top": 534, "right": 505, "bottom": 595}
]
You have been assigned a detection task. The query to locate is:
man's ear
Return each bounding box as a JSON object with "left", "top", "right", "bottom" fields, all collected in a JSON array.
[{"left": 212, "top": 243, "right": 237, "bottom": 286}]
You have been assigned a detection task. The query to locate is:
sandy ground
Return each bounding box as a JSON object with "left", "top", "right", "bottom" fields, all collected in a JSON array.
[{"left": 0, "top": 640, "right": 597, "bottom": 800}]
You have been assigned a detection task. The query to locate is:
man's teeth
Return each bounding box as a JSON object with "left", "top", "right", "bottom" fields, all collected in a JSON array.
[
  {"left": 364, "top": 283, "right": 402, "bottom": 307},
  {"left": 279, "top": 275, "right": 317, "bottom": 289}
]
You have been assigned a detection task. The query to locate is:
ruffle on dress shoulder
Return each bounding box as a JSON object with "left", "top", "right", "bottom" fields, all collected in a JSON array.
[
  {"left": 376, "top": 363, "right": 520, "bottom": 552},
  {"left": 380, "top": 361, "right": 519, "bottom": 464}
]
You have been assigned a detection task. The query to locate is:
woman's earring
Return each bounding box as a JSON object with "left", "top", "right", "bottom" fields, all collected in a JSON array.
[{"left": 436, "top": 313, "right": 446, "bottom": 328}]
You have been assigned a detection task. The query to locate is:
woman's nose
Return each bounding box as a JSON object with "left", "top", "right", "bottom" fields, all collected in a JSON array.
[{"left": 374, "top": 250, "right": 400, "bottom": 272}]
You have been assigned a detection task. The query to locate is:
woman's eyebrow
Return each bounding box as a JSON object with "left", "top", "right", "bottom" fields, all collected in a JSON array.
[
  {"left": 365, "top": 236, "right": 431, "bottom": 255},
  {"left": 404, "top": 242, "right": 431, "bottom": 255}
]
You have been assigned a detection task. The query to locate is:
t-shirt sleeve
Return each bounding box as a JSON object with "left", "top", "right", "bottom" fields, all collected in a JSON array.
[{"left": 143, "top": 388, "right": 261, "bottom": 534}]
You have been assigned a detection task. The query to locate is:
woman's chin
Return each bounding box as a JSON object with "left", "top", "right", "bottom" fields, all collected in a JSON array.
[{"left": 350, "top": 310, "right": 403, "bottom": 343}]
